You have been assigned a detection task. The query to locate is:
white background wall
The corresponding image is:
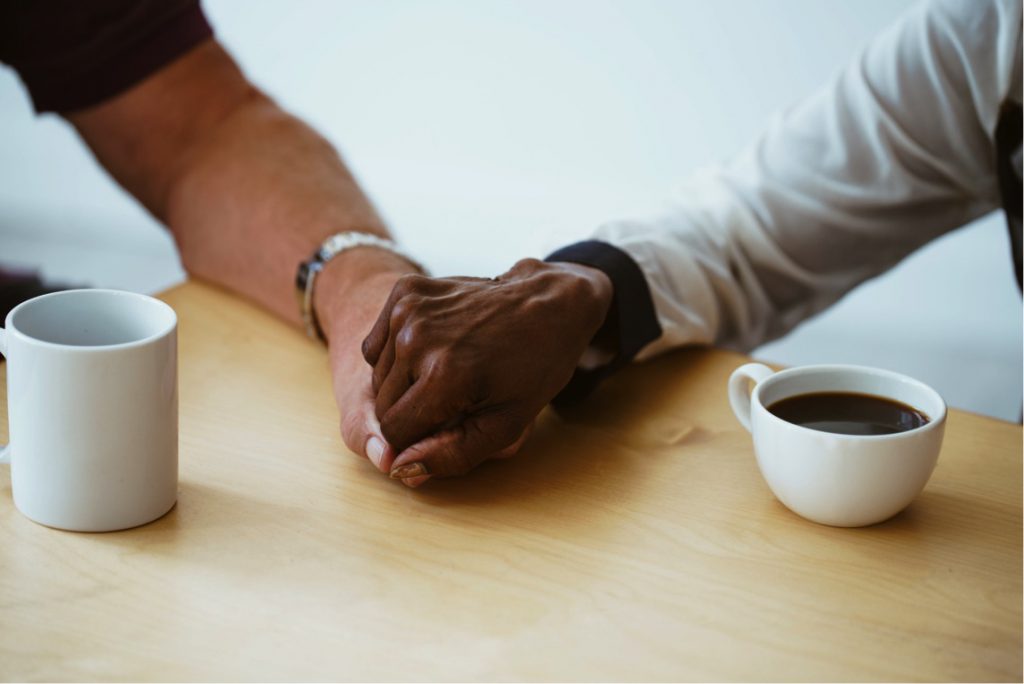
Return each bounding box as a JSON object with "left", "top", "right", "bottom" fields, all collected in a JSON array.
[{"left": 1, "top": 0, "right": 1020, "bottom": 420}]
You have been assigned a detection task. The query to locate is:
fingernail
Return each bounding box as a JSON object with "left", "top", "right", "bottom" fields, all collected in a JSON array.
[
  {"left": 403, "top": 475, "right": 431, "bottom": 488},
  {"left": 390, "top": 462, "right": 428, "bottom": 479},
  {"left": 366, "top": 437, "right": 386, "bottom": 470}
]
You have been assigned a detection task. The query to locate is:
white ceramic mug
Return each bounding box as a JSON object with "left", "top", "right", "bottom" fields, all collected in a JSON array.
[
  {"left": 0, "top": 289, "right": 178, "bottom": 532},
  {"left": 728, "top": 363, "right": 946, "bottom": 527}
]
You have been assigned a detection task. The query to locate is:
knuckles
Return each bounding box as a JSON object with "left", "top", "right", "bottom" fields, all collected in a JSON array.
[
  {"left": 394, "top": 322, "right": 422, "bottom": 357},
  {"left": 388, "top": 296, "right": 415, "bottom": 326},
  {"left": 510, "top": 257, "right": 545, "bottom": 275},
  {"left": 392, "top": 273, "right": 431, "bottom": 296},
  {"left": 365, "top": 267, "right": 548, "bottom": 477}
]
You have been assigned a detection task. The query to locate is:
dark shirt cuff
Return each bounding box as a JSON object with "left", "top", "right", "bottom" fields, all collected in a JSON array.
[{"left": 545, "top": 240, "right": 662, "bottom": 405}]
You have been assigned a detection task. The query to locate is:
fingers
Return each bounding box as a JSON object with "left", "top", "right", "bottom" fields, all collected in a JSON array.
[
  {"left": 378, "top": 374, "right": 459, "bottom": 452},
  {"left": 368, "top": 296, "right": 409, "bottom": 393},
  {"left": 362, "top": 273, "right": 431, "bottom": 365},
  {"left": 374, "top": 360, "right": 414, "bottom": 424},
  {"left": 389, "top": 410, "right": 527, "bottom": 479},
  {"left": 392, "top": 422, "right": 532, "bottom": 488},
  {"left": 370, "top": 334, "right": 396, "bottom": 394},
  {"left": 361, "top": 296, "right": 392, "bottom": 366}
]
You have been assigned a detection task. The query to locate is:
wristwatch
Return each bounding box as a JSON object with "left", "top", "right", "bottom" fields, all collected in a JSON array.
[{"left": 295, "top": 231, "right": 425, "bottom": 342}]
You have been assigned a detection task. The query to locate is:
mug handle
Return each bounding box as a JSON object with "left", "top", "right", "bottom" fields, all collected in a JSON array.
[
  {"left": 728, "top": 362, "right": 775, "bottom": 433},
  {"left": 0, "top": 328, "right": 8, "bottom": 464}
]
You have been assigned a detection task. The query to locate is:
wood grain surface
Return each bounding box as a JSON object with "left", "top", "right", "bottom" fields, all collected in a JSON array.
[{"left": 1, "top": 281, "right": 1020, "bottom": 681}]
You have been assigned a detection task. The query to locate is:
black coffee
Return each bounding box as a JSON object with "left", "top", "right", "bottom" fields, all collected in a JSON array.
[{"left": 767, "top": 392, "right": 929, "bottom": 436}]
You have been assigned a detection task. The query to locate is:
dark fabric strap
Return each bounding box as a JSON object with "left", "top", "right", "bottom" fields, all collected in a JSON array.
[
  {"left": 0, "top": 0, "right": 212, "bottom": 114},
  {"left": 545, "top": 240, "right": 662, "bottom": 405},
  {"left": 994, "top": 100, "right": 1022, "bottom": 290}
]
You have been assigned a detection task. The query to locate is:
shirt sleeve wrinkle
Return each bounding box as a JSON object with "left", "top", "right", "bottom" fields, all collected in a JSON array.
[{"left": 593, "top": 0, "right": 1017, "bottom": 357}]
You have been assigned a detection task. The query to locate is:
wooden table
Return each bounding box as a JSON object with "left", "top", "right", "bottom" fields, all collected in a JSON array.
[{"left": 1, "top": 281, "right": 1020, "bottom": 681}]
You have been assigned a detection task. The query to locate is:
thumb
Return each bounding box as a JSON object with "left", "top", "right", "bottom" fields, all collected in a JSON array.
[
  {"left": 388, "top": 412, "right": 525, "bottom": 480},
  {"left": 341, "top": 394, "right": 396, "bottom": 473}
]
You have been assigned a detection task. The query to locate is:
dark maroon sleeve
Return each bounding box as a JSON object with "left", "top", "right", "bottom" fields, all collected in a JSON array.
[{"left": 0, "top": 0, "right": 212, "bottom": 114}]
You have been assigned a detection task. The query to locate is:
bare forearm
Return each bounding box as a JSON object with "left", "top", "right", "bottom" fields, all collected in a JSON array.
[
  {"left": 69, "top": 40, "right": 413, "bottom": 328},
  {"left": 65, "top": 38, "right": 429, "bottom": 473},
  {"left": 162, "top": 92, "right": 402, "bottom": 324}
]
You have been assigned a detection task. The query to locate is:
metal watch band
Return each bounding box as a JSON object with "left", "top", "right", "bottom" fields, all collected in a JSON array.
[{"left": 295, "top": 232, "right": 425, "bottom": 342}]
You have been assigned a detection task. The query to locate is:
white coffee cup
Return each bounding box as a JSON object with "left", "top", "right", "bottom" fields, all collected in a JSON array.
[
  {"left": 728, "top": 363, "right": 946, "bottom": 527},
  {"left": 0, "top": 289, "right": 178, "bottom": 532}
]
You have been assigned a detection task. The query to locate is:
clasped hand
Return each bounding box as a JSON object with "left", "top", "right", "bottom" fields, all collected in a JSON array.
[{"left": 359, "top": 258, "right": 612, "bottom": 486}]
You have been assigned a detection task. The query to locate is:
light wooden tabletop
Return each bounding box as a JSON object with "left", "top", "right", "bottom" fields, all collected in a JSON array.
[{"left": 0, "top": 281, "right": 1020, "bottom": 682}]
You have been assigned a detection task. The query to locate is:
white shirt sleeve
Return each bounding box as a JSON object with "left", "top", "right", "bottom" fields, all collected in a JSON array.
[{"left": 594, "top": 0, "right": 1023, "bottom": 360}]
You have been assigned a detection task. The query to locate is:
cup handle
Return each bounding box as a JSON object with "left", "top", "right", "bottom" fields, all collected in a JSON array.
[
  {"left": 0, "top": 327, "right": 8, "bottom": 464},
  {"left": 728, "top": 362, "right": 775, "bottom": 433}
]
